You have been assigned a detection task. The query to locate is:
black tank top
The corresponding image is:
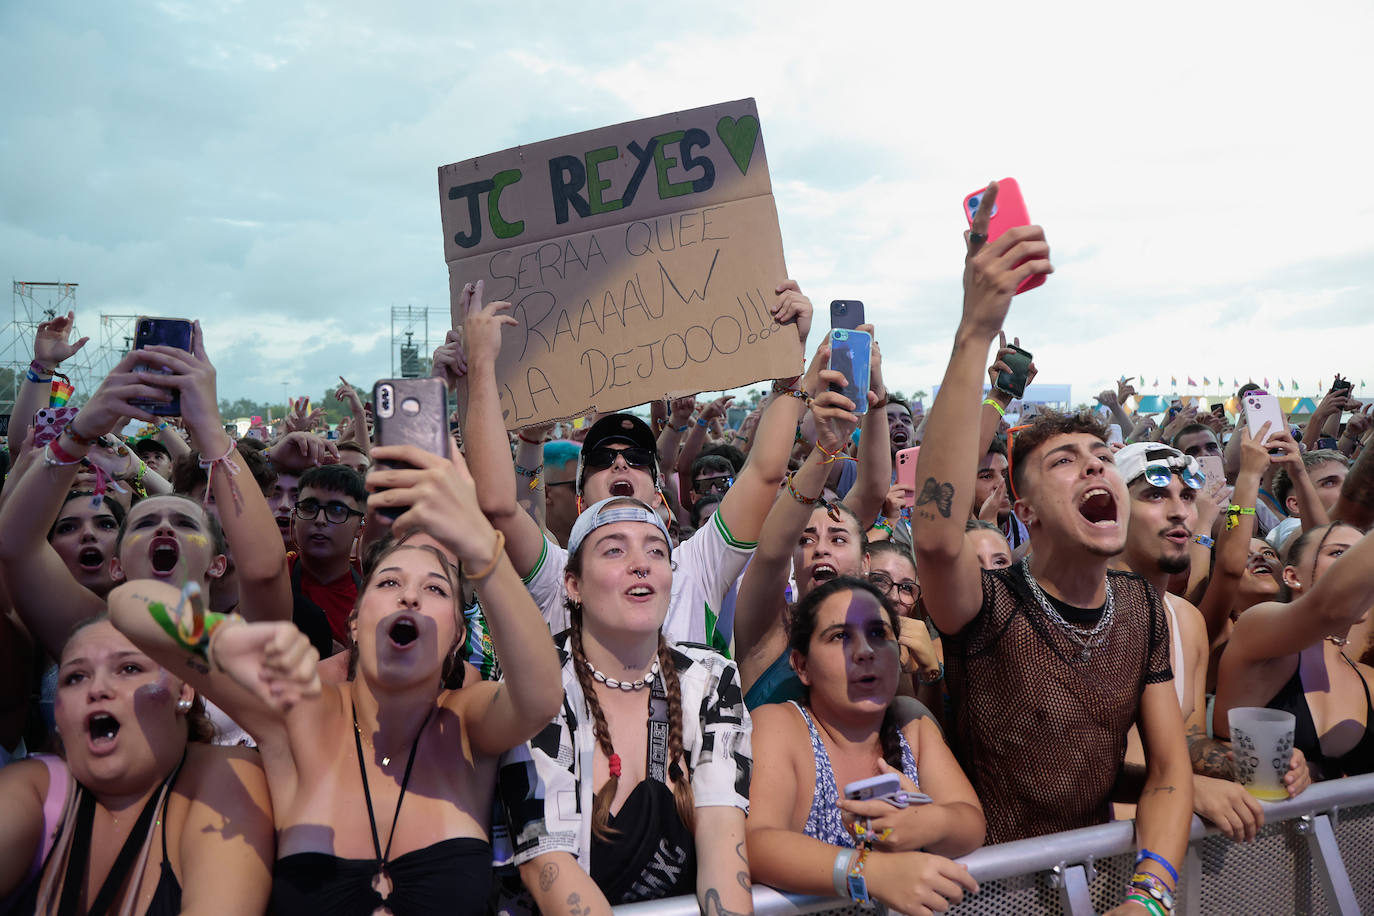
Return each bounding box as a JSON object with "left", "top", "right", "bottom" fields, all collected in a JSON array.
[
  {"left": 589, "top": 779, "right": 697, "bottom": 904},
  {"left": 270, "top": 838, "right": 493, "bottom": 916},
  {"left": 1266, "top": 653, "right": 1374, "bottom": 781}
]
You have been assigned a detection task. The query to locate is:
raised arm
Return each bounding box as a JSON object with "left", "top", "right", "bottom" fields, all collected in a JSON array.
[
  {"left": 513, "top": 422, "right": 553, "bottom": 532},
  {"left": 367, "top": 443, "right": 562, "bottom": 753},
  {"left": 913, "top": 185, "right": 1052, "bottom": 636},
  {"left": 713, "top": 280, "right": 813, "bottom": 543},
  {"left": 0, "top": 351, "right": 161, "bottom": 656},
  {"left": 147, "top": 325, "right": 291, "bottom": 623},
  {"left": 1331, "top": 417, "right": 1374, "bottom": 529},
  {"left": 458, "top": 280, "right": 548, "bottom": 576},
  {"left": 1194, "top": 424, "right": 1268, "bottom": 644},
  {"left": 1272, "top": 431, "right": 1330, "bottom": 531},
  {"left": 7, "top": 311, "right": 90, "bottom": 455}
]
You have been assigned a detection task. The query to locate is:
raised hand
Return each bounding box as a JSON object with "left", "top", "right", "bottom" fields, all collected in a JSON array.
[
  {"left": 34, "top": 310, "right": 89, "bottom": 368},
  {"left": 266, "top": 431, "right": 340, "bottom": 471},
  {"left": 210, "top": 621, "right": 322, "bottom": 714},
  {"left": 962, "top": 180, "right": 1052, "bottom": 337},
  {"left": 365, "top": 444, "right": 502, "bottom": 567},
  {"left": 431, "top": 328, "right": 467, "bottom": 389},
  {"left": 462, "top": 279, "right": 516, "bottom": 367},
  {"left": 139, "top": 322, "right": 225, "bottom": 440},
  {"left": 987, "top": 331, "right": 1038, "bottom": 393},
  {"left": 772, "top": 279, "right": 814, "bottom": 346}
]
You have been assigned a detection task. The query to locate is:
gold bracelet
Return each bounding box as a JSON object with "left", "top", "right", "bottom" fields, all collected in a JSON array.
[{"left": 467, "top": 529, "right": 506, "bottom": 582}]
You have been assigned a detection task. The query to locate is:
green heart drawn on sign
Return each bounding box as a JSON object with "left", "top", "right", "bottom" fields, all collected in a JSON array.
[{"left": 716, "top": 115, "right": 760, "bottom": 176}]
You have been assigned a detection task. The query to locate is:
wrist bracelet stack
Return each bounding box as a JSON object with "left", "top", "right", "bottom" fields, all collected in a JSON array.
[
  {"left": 26, "top": 359, "right": 54, "bottom": 384},
  {"left": 1125, "top": 849, "right": 1177, "bottom": 916}
]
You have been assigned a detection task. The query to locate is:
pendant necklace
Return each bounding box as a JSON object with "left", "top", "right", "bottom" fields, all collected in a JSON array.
[{"left": 353, "top": 703, "right": 433, "bottom": 915}]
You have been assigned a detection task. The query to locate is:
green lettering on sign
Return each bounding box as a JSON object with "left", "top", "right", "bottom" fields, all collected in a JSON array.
[
  {"left": 652, "top": 130, "right": 693, "bottom": 200},
  {"left": 489, "top": 168, "right": 525, "bottom": 239},
  {"left": 584, "top": 146, "right": 624, "bottom": 215}
]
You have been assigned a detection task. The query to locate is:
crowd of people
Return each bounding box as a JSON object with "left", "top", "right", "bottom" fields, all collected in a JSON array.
[{"left": 1, "top": 179, "right": 1372, "bottom": 916}]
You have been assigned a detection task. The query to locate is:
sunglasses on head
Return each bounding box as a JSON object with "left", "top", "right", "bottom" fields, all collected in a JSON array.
[
  {"left": 583, "top": 445, "right": 656, "bottom": 473},
  {"left": 1138, "top": 456, "right": 1205, "bottom": 491}
]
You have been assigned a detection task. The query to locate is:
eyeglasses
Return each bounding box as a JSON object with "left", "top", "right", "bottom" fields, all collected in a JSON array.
[
  {"left": 583, "top": 445, "right": 656, "bottom": 473},
  {"left": 1137, "top": 456, "right": 1205, "bottom": 491},
  {"left": 692, "top": 475, "right": 734, "bottom": 496},
  {"left": 294, "top": 499, "right": 364, "bottom": 524},
  {"left": 545, "top": 480, "right": 576, "bottom": 489},
  {"left": 868, "top": 571, "right": 921, "bottom": 603}
]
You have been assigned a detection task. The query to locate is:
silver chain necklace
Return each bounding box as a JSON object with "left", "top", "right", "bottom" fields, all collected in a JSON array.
[
  {"left": 585, "top": 657, "right": 660, "bottom": 691},
  {"left": 1020, "top": 558, "right": 1115, "bottom": 661}
]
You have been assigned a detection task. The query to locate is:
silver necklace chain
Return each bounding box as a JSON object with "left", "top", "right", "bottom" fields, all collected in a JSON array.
[
  {"left": 585, "top": 657, "right": 660, "bottom": 691},
  {"left": 1021, "top": 558, "right": 1115, "bottom": 661}
]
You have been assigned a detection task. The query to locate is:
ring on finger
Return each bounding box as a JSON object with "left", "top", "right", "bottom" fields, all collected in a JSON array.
[{"left": 969, "top": 231, "right": 988, "bottom": 246}]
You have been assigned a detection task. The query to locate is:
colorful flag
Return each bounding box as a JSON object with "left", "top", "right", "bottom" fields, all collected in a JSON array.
[
  {"left": 1187, "top": 376, "right": 1198, "bottom": 387},
  {"left": 1138, "top": 376, "right": 1146, "bottom": 386},
  {"left": 1292, "top": 379, "right": 1299, "bottom": 390},
  {"left": 1277, "top": 380, "right": 1285, "bottom": 391},
  {"left": 49, "top": 378, "right": 74, "bottom": 407},
  {"left": 1203, "top": 376, "right": 1211, "bottom": 386},
  {"left": 1233, "top": 378, "right": 1240, "bottom": 387},
  {"left": 1263, "top": 377, "right": 1270, "bottom": 388},
  {"left": 1153, "top": 378, "right": 1159, "bottom": 387}
]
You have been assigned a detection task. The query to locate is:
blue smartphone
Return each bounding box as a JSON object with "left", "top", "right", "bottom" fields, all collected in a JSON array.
[{"left": 828, "top": 328, "right": 871, "bottom": 416}]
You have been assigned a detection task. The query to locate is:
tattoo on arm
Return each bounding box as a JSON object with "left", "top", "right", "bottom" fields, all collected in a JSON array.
[
  {"left": 539, "top": 862, "right": 559, "bottom": 893},
  {"left": 916, "top": 477, "right": 955, "bottom": 520},
  {"left": 1146, "top": 785, "right": 1177, "bottom": 796},
  {"left": 566, "top": 892, "right": 590, "bottom": 916},
  {"left": 734, "top": 841, "right": 751, "bottom": 891},
  {"left": 1188, "top": 726, "right": 1238, "bottom": 780},
  {"left": 702, "top": 888, "right": 750, "bottom": 916}
]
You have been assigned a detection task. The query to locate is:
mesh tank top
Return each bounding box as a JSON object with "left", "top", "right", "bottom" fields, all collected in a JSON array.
[{"left": 943, "top": 565, "right": 1171, "bottom": 843}]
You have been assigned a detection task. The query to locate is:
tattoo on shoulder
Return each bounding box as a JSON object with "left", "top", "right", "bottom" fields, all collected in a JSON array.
[
  {"left": 539, "top": 862, "right": 559, "bottom": 893},
  {"left": 703, "top": 888, "right": 749, "bottom": 916},
  {"left": 916, "top": 478, "right": 956, "bottom": 519}
]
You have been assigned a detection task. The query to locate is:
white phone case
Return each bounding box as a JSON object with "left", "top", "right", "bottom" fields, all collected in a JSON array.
[{"left": 1243, "top": 393, "right": 1285, "bottom": 442}]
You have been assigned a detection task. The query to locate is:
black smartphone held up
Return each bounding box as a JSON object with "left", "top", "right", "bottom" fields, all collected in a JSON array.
[
  {"left": 131, "top": 317, "right": 194, "bottom": 416},
  {"left": 1331, "top": 377, "right": 1353, "bottom": 395},
  {"left": 829, "top": 299, "right": 865, "bottom": 331},
  {"left": 373, "top": 377, "right": 451, "bottom": 519},
  {"left": 994, "top": 344, "right": 1033, "bottom": 399},
  {"left": 1210, "top": 402, "right": 1227, "bottom": 418}
]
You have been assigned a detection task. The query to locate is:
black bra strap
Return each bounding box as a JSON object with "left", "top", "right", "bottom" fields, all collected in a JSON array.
[
  {"left": 352, "top": 701, "right": 431, "bottom": 867},
  {"left": 58, "top": 752, "right": 185, "bottom": 916}
]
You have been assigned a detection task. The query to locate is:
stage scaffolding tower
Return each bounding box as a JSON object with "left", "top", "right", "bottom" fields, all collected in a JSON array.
[{"left": 391, "top": 305, "right": 447, "bottom": 379}]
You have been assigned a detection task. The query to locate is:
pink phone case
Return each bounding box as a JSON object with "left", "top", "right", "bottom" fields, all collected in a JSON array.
[
  {"left": 896, "top": 446, "right": 920, "bottom": 506},
  {"left": 33, "top": 406, "right": 80, "bottom": 448},
  {"left": 963, "top": 177, "right": 1046, "bottom": 294}
]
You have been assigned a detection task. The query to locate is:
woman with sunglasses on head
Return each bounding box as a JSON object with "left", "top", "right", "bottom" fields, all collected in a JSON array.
[
  {"left": 0, "top": 616, "right": 274, "bottom": 914},
  {"left": 747, "top": 576, "right": 983, "bottom": 916},
  {"left": 107, "top": 444, "right": 563, "bottom": 916},
  {"left": 496, "top": 496, "right": 753, "bottom": 916},
  {"left": 1215, "top": 518, "right": 1374, "bottom": 781}
]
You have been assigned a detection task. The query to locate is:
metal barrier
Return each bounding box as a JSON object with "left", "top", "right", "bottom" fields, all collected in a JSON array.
[{"left": 616, "top": 773, "right": 1374, "bottom": 916}]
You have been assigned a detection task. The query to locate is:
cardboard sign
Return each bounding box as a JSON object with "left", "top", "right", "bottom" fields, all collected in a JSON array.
[{"left": 438, "top": 98, "right": 798, "bottom": 429}]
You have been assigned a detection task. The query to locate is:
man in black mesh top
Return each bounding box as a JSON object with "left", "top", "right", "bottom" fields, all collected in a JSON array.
[{"left": 912, "top": 183, "right": 1191, "bottom": 912}]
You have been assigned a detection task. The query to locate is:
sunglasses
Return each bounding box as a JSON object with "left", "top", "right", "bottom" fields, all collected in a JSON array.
[
  {"left": 692, "top": 475, "right": 734, "bottom": 496},
  {"left": 868, "top": 571, "right": 920, "bottom": 603},
  {"left": 294, "top": 499, "right": 364, "bottom": 524},
  {"left": 1137, "top": 456, "right": 1205, "bottom": 491},
  {"left": 583, "top": 445, "right": 656, "bottom": 473}
]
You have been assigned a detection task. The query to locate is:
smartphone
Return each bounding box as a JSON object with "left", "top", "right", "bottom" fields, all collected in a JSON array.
[
  {"left": 1106, "top": 424, "right": 1124, "bottom": 446},
  {"left": 829, "top": 299, "right": 865, "bottom": 331},
  {"left": 963, "top": 177, "right": 1046, "bottom": 295},
  {"left": 1211, "top": 402, "right": 1227, "bottom": 418},
  {"left": 896, "top": 446, "right": 920, "bottom": 505},
  {"left": 1331, "top": 378, "right": 1353, "bottom": 395},
  {"left": 844, "top": 774, "right": 901, "bottom": 801},
  {"left": 1243, "top": 392, "right": 1285, "bottom": 443},
  {"left": 373, "top": 378, "right": 451, "bottom": 519},
  {"left": 131, "top": 317, "right": 194, "bottom": 416},
  {"left": 1198, "top": 455, "right": 1225, "bottom": 489},
  {"left": 994, "top": 344, "right": 1033, "bottom": 399},
  {"left": 33, "top": 406, "right": 81, "bottom": 448},
  {"left": 827, "top": 328, "right": 871, "bottom": 416}
]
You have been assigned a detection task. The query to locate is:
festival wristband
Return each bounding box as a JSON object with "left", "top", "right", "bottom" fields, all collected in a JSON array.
[
  {"left": 696, "top": 417, "right": 709, "bottom": 428},
  {"left": 1135, "top": 849, "right": 1179, "bottom": 885},
  {"left": 675, "top": 424, "right": 689, "bottom": 433},
  {"left": 1225, "top": 505, "right": 1256, "bottom": 531},
  {"left": 983, "top": 398, "right": 1006, "bottom": 417},
  {"left": 146, "top": 583, "right": 241, "bottom": 667},
  {"left": 1130, "top": 872, "right": 1176, "bottom": 908},
  {"left": 831, "top": 849, "right": 857, "bottom": 898},
  {"left": 1124, "top": 893, "right": 1168, "bottom": 916},
  {"left": 1192, "top": 534, "right": 1215, "bottom": 548}
]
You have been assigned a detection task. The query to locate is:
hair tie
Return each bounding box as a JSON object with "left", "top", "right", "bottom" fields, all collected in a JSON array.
[{"left": 607, "top": 753, "right": 622, "bottom": 778}]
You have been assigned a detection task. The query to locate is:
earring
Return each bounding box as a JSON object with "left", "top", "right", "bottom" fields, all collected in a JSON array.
[{"left": 176, "top": 698, "right": 193, "bottom": 713}]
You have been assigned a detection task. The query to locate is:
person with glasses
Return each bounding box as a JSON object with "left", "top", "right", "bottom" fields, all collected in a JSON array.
[
  {"left": 288, "top": 464, "right": 367, "bottom": 657},
  {"left": 912, "top": 182, "right": 1192, "bottom": 912},
  {"left": 866, "top": 540, "right": 943, "bottom": 714},
  {"left": 1111, "top": 443, "right": 1310, "bottom": 843},
  {"left": 459, "top": 277, "right": 816, "bottom": 652}
]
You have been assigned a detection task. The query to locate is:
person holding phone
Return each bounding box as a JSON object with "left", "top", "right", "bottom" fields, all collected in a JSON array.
[
  {"left": 746, "top": 576, "right": 982, "bottom": 915},
  {"left": 913, "top": 183, "right": 1192, "bottom": 914},
  {"left": 459, "top": 277, "right": 813, "bottom": 653},
  {"left": 495, "top": 497, "right": 752, "bottom": 916},
  {"left": 110, "top": 443, "right": 563, "bottom": 916}
]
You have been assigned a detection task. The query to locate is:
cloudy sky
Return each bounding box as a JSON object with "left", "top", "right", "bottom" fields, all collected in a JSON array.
[{"left": 3, "top": 0, "right": 1372, "bottom": 413}]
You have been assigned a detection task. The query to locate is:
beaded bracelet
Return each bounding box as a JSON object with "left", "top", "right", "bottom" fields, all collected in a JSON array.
[
  {"left": 63, "top": 419, "right": 100, "bottom": 448},
  {"left": 785, "top": 471, "right": 820, "bottom": 506}
]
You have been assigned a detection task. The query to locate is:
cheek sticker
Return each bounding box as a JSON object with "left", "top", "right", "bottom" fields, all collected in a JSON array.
[{"left": 185, "top": 534, "right": 208, "bottom": 548}]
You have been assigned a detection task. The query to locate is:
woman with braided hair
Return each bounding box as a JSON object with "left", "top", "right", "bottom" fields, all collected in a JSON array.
[
  {"left": 497, "top": 496, "right": 753, "bottom": 916},
  {"left": 746, "top": 576, "right": 984, "bottom": 916}
]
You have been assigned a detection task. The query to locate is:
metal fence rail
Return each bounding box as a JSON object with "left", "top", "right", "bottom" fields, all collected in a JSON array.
[{"left": 616, "top": 773, "right": 1374, "bottom": 916}]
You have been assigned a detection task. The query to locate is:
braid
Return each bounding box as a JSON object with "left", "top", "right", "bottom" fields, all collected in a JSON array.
[
  {"left": 657, "top": 635, "right": 696, "bottom": 832},
  {"left": 570, "top": 607, "right": 621, "bottom": 841},
  {"left": 879, "top": 706, "right": 904, "bottom": 770}
]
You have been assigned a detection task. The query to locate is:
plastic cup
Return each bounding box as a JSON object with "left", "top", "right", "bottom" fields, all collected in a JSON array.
[{"left": 1228, "top": 707, "right": 1296, "bottom": 801}]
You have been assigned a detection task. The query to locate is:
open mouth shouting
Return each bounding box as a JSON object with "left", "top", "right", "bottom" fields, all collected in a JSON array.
[
  {"left": 809, "top": 563, "right": 838, "bottom": 585},
  {"left": 387, "top": 615, "right": 420, "bottom": 650},
  {"left": 608, "top": 479, "right": 636, "bottom": 498},
  {"left": 149, "top": 536, "right": 180, "bottom": 577},
  {"left": 1078, "top": 488, "right": 1119, "bottom": 527},
  {"left": 77, "top": 546, "right": 106, "bottom": 572},
  {"left": 86, "top": 710, "right": 121, "bottom": 755}
]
